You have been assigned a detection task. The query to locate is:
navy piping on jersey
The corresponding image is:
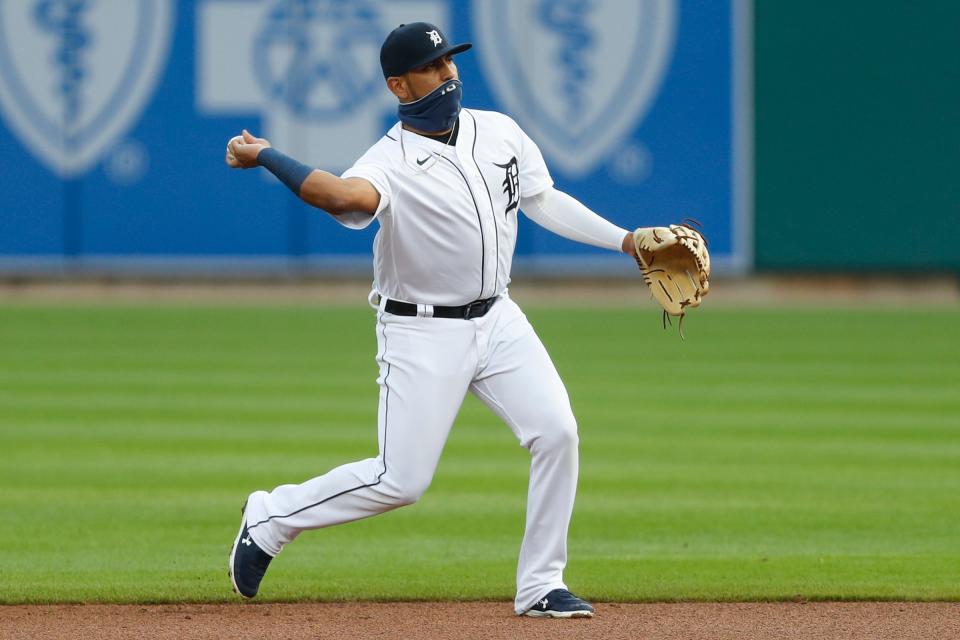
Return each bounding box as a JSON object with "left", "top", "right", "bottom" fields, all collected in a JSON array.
[
  {"left": 385, "top": 133, "right": 397, "bottom": 141},
  {"left": 247, "top": 318, "right": 393, "bottom": 531},
  {"left": 439, "top": 154, "right": 486, "bottom": 301},
  {"left": 467, "top": 110, "right": 500, "bottom": 296}
]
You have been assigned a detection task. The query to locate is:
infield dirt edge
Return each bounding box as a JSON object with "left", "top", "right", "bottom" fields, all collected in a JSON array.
[{"left": 2, "top": 602, "right": 959, "bottom": 640}]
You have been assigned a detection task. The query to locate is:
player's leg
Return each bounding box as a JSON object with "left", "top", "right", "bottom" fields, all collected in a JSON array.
[
  {"left": 468, "top": 297, "right": 591, "bottom": 617},
  {"left": 231, "top": 312, "right": 477, "bottom": 596}
]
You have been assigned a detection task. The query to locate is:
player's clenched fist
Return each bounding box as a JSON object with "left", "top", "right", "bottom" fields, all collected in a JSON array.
[{"left": 225, "top": 129, "right": 271, "bottom": 169}]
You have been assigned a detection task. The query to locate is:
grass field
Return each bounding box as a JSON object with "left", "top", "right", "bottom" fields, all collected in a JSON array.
[{"left": 1, "top": 303, "right": 958, "bottom": 604}]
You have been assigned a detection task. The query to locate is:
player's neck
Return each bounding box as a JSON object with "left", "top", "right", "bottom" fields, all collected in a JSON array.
[
  {"left": 402, "top": 123, "right": 453, "bottom": 137},
  {"left": 403, "top": 120, "right": 459, "bottom": 145}
]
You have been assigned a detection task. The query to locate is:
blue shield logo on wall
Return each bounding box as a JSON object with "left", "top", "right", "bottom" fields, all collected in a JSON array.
[
  {"left": 0, "top": 0, "right": 174, "bottom": 178},
  {"left": 473, "top": 0, "right": 676, "bottom": 178}
]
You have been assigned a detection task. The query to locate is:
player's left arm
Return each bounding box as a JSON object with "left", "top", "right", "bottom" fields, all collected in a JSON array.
[
  {"left": 519, "top": 188, "right": 638, "bottom": 258},
  {"left": 512, "top": 119, "right": 636, "bottom": 259}
]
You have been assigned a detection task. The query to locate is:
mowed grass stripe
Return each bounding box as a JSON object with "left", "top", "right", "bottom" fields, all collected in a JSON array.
[
  {"left": 6, "top": 406, "right": 959, "bottom": 432},
  {"left": 4, "top": 358, "right": 958, "bottom": 383},
  {"left": 0, "top": 305, "right": 958, "bottom": 603},
  {"left": 4, "top": 374, "right": 957, "bottom": 400}
]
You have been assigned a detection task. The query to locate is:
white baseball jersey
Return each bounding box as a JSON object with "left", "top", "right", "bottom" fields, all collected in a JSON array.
[{"left": 337, "top": 108, "right": 552, "bottom": 306}]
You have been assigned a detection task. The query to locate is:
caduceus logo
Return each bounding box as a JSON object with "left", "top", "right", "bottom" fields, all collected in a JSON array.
[
  {"left": 0, "top": 0, "right": 174, "bottom": 177},
  {"left": 538, "top": 1, "right": 591, "bottom": 121},
  {"left": 34, "top": 0, "right": 89, "bottom": 137}
]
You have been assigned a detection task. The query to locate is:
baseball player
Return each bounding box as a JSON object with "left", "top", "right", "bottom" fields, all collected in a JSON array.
[{"left": 226, "top": 22, "right": 644, "bottom": 618}]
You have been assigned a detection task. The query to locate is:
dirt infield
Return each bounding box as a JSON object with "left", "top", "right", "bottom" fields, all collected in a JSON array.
[{"left": 2, "top": 602, "right": 958, "bottom": 640}]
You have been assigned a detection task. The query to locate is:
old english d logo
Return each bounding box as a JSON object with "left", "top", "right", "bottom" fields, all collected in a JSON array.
[
  {"left": 0, "top": 1, "right": 174, "bottom": 177},
  {"left": 494, "top": 156, "right": 520, "bottom": 216},
  {"left": 473, "top": 0, "right": 676, "bottom": 178}
]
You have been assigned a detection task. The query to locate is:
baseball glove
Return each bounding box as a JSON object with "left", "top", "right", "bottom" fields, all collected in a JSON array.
[{"left": 632, "top": 220, "right": 710, "bottom": 338}]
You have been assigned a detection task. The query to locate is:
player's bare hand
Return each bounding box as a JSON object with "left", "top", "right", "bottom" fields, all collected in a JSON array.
[
  {"left": 621, "top": 231, "right": 638, "bottom": 258},
  {"left": 225, "top": 129, "right": 271, "bottom": 169}
]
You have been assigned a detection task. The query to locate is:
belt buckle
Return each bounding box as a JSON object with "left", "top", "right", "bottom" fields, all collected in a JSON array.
[{"left": 463, "top": 299, "right": 486, "bottom": 319}]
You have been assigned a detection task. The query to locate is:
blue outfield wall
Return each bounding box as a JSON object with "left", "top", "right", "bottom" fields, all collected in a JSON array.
[{"left": 0, "top": 0, "right": 746, "bottom": 276}]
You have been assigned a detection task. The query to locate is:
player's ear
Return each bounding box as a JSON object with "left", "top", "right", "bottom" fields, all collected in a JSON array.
[{"left": 386, "top": 76, "right": 410, "bottom": 103}]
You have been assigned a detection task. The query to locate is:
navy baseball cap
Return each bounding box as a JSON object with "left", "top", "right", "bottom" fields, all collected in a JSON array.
[{"left": 380, "top": 22, "right": 472, "bottom": 78}]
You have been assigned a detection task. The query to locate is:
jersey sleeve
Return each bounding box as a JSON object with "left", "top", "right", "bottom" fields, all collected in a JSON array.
[
  {"left": 335, "top": 143, "right": 393, "bottom": 229},
  {"left": 517, "top": 124, "right": 553, "bottom": 199}
]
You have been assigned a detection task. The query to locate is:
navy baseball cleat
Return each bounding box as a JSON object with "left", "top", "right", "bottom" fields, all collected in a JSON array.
[
  {"left": 228, "top": 501, "right": 274, "bottom": 598},
  {"left": 523, "top": 589, "right": 595, "bottom": 618}
]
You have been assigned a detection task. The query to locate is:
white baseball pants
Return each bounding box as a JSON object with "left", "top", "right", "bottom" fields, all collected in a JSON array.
[{"left": 244, "top": 294, "right": 580, "bottom": 614}]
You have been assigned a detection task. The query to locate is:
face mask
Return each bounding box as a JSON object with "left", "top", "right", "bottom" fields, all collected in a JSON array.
[{"left": 398, "top": 79, "right": 462, "bottom": 132}]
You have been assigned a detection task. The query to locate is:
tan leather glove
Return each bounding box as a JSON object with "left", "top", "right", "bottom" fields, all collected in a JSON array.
[{"left": 632, "top": 221, "right": 710, "bottom": 337}]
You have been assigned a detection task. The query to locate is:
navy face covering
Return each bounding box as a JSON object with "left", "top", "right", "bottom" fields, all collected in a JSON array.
[{"left": 398, "top": 79, "right": 462, "bottom": 132}]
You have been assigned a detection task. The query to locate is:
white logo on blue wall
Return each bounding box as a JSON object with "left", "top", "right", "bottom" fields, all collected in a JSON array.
[
  {"left": 198, "top": 0, "right": 449, "bottom": 173},
  {"left": 473, "top": 0, "right": 676, "bottom": 178},
  {"left": 253, "top": 0, "right": 383, "bottom": 122},
  {"left": 0, "top": 0, "right": 174, "bottom": 178}
]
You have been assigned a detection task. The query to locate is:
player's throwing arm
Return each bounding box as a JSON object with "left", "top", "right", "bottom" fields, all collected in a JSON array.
[{"left": 226, "top": 130, "right": 381, "bottom": 216}]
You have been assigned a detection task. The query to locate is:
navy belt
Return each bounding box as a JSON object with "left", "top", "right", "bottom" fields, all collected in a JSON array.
[{"left": 384, "top": 296, "right": 499, "bottom": 319}]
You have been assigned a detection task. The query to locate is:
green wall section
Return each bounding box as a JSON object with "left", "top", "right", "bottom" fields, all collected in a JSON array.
[{"left": 754, "top": 2, "right": 960, "bottom": 270}]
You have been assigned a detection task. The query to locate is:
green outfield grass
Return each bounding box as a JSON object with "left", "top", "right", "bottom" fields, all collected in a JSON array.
[{"left": 0, "top": 303, "right": 958, "bottom": 603}]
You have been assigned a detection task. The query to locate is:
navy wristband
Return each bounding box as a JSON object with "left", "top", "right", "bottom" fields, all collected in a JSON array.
[{"left": 257, "top": 147, "right": 314, "bottom": 196}]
